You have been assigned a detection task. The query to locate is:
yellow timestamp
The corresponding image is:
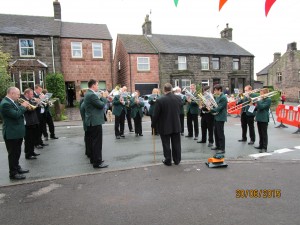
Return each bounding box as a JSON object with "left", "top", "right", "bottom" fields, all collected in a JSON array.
[{"left": 236, "top": 189, "right": 281, "bottom": 198}]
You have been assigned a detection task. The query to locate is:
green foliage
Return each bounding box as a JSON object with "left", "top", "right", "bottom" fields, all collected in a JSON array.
[
  {"left": 0, "top": 48, "right": 12, "bottom": 99},
  {"left": 45, "top": 73, "right": 66, "bottom": 104}
]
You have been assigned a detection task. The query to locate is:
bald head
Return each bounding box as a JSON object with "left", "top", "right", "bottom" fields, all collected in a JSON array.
[{"left": 7, "top": 87, "right": 20, "bottom": 101}]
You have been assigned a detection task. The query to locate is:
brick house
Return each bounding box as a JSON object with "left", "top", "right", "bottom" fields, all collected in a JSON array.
[
  {"left": 113, "top": 17, "right": 254, "bottom": 94},
  {"left": 0, "top": 0, "right": 113, "bottom": 102},
  {"left": 257, "top": 42, "right": 300, "bottom": 102}
]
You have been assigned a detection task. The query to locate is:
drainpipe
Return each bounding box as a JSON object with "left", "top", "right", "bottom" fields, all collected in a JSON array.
[
  {"left": 51, "top": 36, "right": 56, "bottom": 73},
  {"left": 129, "top": 53, "right": 132, "bottom": 92}
]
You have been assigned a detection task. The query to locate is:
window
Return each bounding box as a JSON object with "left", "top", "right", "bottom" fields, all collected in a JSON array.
[
  {"left": 277, "top": 72, "right": 282, "bottom": 82},
  {"left": 202, "top": 79, "right": 209, "bottom": 87},
  {"left": 212, "top": 57, "right": 220, "bottom": 70},
  {"left": 298, "top": 70, "right": 300, "bottom": 81},
  {"left": 137, "top": 57, "right": 150, "bottom": 71},
  {"left": 178, "top": 56, "right": 187, "bottom": 70},
  {"left": 38, "top": 70, "right": 44, "bottom": 87},
  {"left": 201, "top": 57, "right": 209, "bottom": 70},
  {"left": 233, "top": 58, "right": 240, "bottom": 70},
  {"left": 92, "top": 43, "right": 103, "bottom": 58},
  {"left": 98, "top": 81, "right": 106, "bottom": 90},
  {"left": 71, "top": 42, "right": 82, "bottom": 58},
  {"left": 118, "top": 61, "right": 121, "bottom": 70},
  {"left": 182, "top": 79, "right": 191, "bottom": 91},
  {"left": 80, "top": 81, "right": 88, "bottom": 89},
  {"left": 20, "top": 71, "right": 35, "bottom": 93},
  {"left": 19, "top": 39, "right": 35, "bottom": 57},
  {"left": 213, "top": 79, "right": 220, "bottom": 87},
  {"left": 174, "top": 79, "right": 179, "bottom": 87}
]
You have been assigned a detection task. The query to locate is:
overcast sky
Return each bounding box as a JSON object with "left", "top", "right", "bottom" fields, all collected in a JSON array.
[{"left": 1, "top": 0, "right": 299, "bottom": 76}]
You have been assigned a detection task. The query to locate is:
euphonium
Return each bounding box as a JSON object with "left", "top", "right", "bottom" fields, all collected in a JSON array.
[{"left": 18, "top": 98, "right": 37, "bottom": 111}]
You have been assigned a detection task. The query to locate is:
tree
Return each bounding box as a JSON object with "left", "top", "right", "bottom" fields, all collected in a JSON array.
[
  {"left": 45, "top": 73, "right": 66, "bottom": 103},
  {"left": 0, "top": 48, "right": 12, "bottom": 99}
]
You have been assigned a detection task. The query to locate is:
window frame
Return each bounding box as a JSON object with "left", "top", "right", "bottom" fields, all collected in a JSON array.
[
  {"left": 137, "top": 57, "right": 150, "bottom": 71},
  {"left": 19, "top": 39, "right": 35, "bottom": 57},
  {"left": 233, "top": 58, "right": 240, "bottom": 70},
  {"left": 201, "top": 57, "right": 209, "bottom": 70},
  {"left": 277, "top": 72, "right": 282, "bottom": 83},
  {"left": 71, "top": 42, "right": 83, "bottom": 58},
  {"left": 212, "top": 57, "right": 220, "bottom": 70},
  {"left": 92, "top": 42, "right": 103, "bottom": 58},
  {"left": 178, "top": 56, "right": 187, "bottom": 70},
  {"left": 181, "top": 79, "right": 191, "bottom": 91},
  {"left": 19, "top": 71, "right": 35, "bottom": 93}
]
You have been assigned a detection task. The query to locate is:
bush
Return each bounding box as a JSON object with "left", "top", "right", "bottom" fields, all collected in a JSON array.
[
  {"left": 45, "top": 73, "right": 66, "bottom": 104},
  {"left": 0, "top": 48, "right": 12, "bottom": 99}
]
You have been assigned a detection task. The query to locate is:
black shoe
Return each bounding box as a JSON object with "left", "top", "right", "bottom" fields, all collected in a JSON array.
[
  {"left": 162, "top": 159, "right": 172, "bottom": 166},
  {"left": 93, "top": 163, "right": 108, "bottom": 169},
  {"left": 197, "top": 140, "right": 206, "bottom": 143},
  {"left": 120, "top": 134, "right": 125, "bottom": 138},
  {"left": 10, "top": 174, "right": 26, "bottom": 180},
  {"left": 18, "top": 168, "right": 29, "bottom": 174},
  {"left": 50, "top": 136, "right": 59, "bottom": 139},
  {"left": 32, "top": 152, "right": 40, "bottom": 156},
  {"left": 116, "top": 136, "right": 120, "bottom": 139},
  {"left": 44, "top": 137, "right": 49, "bottom": 141},
  {"left": 248, "top": 141, "right": 255, "bottom": 145},
  {"left": 185, "top": 135, "right": 193, "bottom": 138},
  {"left": 238, "top": 139, "right": 247, "bottom": 142},
  {"left": 35, "top": 145, "right": 43, "bottom": 149},
  {"left": 174, "top": 161, "right": 180, "bottom": 165},
  {"left": 207, "top": 143, "right": 213, "bottom": 147},
  {"left": 41, "top": 143, "right": 49, "bottom": 146},
  {"left": 254, "top": 146, "right": 262, "bottom": 149},
  {"left": 259, "top": 148, "right": 267, "bottom": 153},
  {"left": 25, "top": 155, "right": 37, "bottom": 160},
  {"left": 194, "top": 137, "right": 198, "bottom": 140},
  {"left": 139, "top": 134, "right": 143, "bottom": 136},
  {"left": 129, "top": 130, "right": 134, "bottom": 133},
  {"left": 211, "top": 146, "right": 219, "bottom": 150}
]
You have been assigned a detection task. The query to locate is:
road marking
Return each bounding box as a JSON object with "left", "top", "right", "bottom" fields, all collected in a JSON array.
[
  {"left": 274, "top": 148, "right": 294, "bottom": 154},
  {"left": 295, "top": 146, "right": 300, "bottom": 150},
  {"left": 249, "top": 153, "right": 272, "bottom": 158},
  {"left": 0, "top": 193, "right": 6, "bottom": 204},
  {"left": 27, "top": 183, "right": 62, "bottom": 198}
]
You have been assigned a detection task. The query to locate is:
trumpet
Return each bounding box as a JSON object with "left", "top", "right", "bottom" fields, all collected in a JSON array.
[
  {"left": 18, "top": 98, "right": 37, "bottom": 111},
  {"left": 228, "top": 91, "right": 278, "bottom": 113}
]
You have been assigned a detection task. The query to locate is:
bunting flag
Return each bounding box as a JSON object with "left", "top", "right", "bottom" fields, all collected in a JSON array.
[
  {"left": 219, "top": 0, "right": 228, "bottom": 11},
  {"left": 265, "top": 0, "right": 276, "bottom": 16},
  {"left": 174, "top": 0, "right": 179, "bottom": 7}
]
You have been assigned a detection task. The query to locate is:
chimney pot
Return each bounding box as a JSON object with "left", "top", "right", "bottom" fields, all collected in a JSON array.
[
  {"left": 220, "top": 23, "right": 233, "bottom": 41},
  {"left": 53, "top": 0, "right": 61, "bottom": 20},
  {"left": 273, "top": 52, "right": 281, "bottom": 62},
  {"left": 287, "top": 42, "right": 297, "bottom": 51}
]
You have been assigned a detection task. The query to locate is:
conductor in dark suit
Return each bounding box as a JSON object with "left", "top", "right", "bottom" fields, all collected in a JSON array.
[
  {"left": 152, "top": 83, "right": 183, "bottom": 166},
  {"left": 0, "top": 87, "right": 30, "bottom": 180},
  {"left": 84, "top": 79, "right": 108, "bottom": 169}
]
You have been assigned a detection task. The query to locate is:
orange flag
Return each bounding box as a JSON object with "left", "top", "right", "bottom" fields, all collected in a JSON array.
[{"left": 219, "top": 0, "right": 228, "bottom": 11}]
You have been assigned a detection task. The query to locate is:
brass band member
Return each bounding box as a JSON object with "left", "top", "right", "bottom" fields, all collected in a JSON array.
[
  {"left": 197, "top": 86, "right": 214, "bottom": 147},
  {"left": 113, "top": 87, "right": 127, "bottom": 139},
  {"left": 174, "top": 87, "right": 186, "bottom": 136},
  {"left": 208, "top": 84, "right": 228, "bottom": 154},
  {"left": 254, "top": 88, "right": 271, "bottom": 153},
  {"left": 122, "top": 86, "right": 134, "bottom": 133},
  {"left": 237, "top": 85, "right": 258, "bottom": 145},
  {"left": 185, "top": 84, "right": 199, "bottom": 140},
  {"left": 149, "top": 88, "right": 161, "bottom": 135},
  {"left": 0, "top": 87, "right": 30, "bottom": 180},
  {"left": 130, "top": 90, "right": 144, "bottom": 137}
]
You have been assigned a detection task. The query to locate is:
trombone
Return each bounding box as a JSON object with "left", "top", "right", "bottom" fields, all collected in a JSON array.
[{"left": 227, "top": 91, "right": 278, "bottom": 113}]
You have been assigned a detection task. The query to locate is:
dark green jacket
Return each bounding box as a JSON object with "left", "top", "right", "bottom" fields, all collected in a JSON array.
[
  {"left": 237, "top": 93, "right": 259, "bottom": 116},
  {"left": 112, "top": 95, "right": 127, "bottom": 116},
  {"left": 0, "top": 97, "right": 27, "bottom": 139},
  {"left": 79, "top": 100, "right": 87, "bottom": 131},
  {"left": 210, "top": 93, "right": 228, "bottom": 122},
  {"left": 186, "top": 92, "right": 199, "bottom": 115},
  {"left": 130, "top": 97, "right": 144, "bottom": 118},
  {"left": 84, "top": 89, "right": 107, "bottom": 126},
  {"left": 148, "top": 95, "right": 160, "bottom": 116},
  {"left": 256, "top": 97, "right": 271, "bottom": 122},
  {"left": 179, "top": 95, "right": 186, "bottom": 115}
]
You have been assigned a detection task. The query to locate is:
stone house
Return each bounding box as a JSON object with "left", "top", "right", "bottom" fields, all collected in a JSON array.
[
  {"left": 0, "top": 0, "right": 113, "bottom": 102},
  {"left": 257, "top": 42, "right": 300, "bottom": 102},
  {"left": 113, "top": 17, "right": 254, "bottom": 95}
]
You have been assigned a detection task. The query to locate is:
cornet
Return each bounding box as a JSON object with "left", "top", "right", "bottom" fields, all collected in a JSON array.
[{"left": 18, "top": 98, "right": 37, "bottom": 111}]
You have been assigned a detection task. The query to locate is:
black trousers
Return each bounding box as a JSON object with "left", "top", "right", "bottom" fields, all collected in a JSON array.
[
  {"left": 115, "top": 110, "right": 125, "bottom": 136},
  {"left": 160, "top": 133, "right": 181, "bottom": 164},
  {"left": 86, "top": 125, "right": 103, "bottom": 166},
  {"left": 150, "top": 115, "right": 159, "bottom": 135},
  {"left": 126, "top": 108, "right": 133, "bottom": 131},
  {"left": 133, "top": 114, "right": 142, "bottom": 135},
  {"left": 4, "top": 138, "right": 23, "bottom": 176},
  {"left": 257, "top": 122, "right": 268, "bottom": 149},
  {"left": 25, "top": 124, "right": 39, "bottom": 156},
  {"left": 43, "top": 111, "right": 55, "bottom": 138},
  {"left": 37, "top": 113, "right": 46, "bottom": 145},
  {"left": 240, "top": 112, "right": 255, "bottom": 142},
  {"left": 201, "top": 113, "right": 214, "bottom": 143},
  {"left": 84, "top": 131, "right": 91, "bottom": 159},
  {"left": 214, "top": 121, "right": 225, "bottom": 151},
  {"left": 187, "top": 111, "right": 199, "bottom": 137},
  {"left": 180, "top": 114, "right": 184, "bottom": 134}
]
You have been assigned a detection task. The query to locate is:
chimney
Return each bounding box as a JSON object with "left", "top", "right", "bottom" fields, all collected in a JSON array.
[
  {"left": 142, "top": 14, "right": 152, "bottom": 36},
  {"left": 273, "top": 52, "right": 281, "bottom": 62},
  {"left": 53, "top": 0, "right": 61, "bottom": 20},
  {"left": 220, "top": 23, "right": 233, "bottom": 41},
  {"left": 287, "top": 42, "right": 297, "bottom": 51}
]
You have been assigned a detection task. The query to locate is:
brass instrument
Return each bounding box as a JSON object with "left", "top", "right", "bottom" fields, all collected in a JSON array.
[
  {"left": 18, "top": 98, "right": 37, "bottom": 111},
  {"left": 182, "top": 87, "right": 200, "bottom": 103},
  {"left": 228, "top": 91, "right": 278, "bottom": 114}
]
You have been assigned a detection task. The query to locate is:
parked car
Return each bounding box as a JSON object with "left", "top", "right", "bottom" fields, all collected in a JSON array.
[{"left": 141, "top": 94, "right": 151, "bottom": 116}]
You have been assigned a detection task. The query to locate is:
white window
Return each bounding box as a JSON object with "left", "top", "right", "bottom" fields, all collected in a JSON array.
[
  {"left": 174, "top": 79, "right": 179, "bottom": 87},
  {"left": 182, "top": 79, "right": 191, "bottom": 91},
  {"left": 178, "top": 56, "right": 187, "bottom": 70},
  {"left": 277, "top": 72, "right": 282, "bottom": 82},
  {"left": 201, "top": 57, "right": 209, "bottom": 70},
  {"left": 137, "top": 57, "right": 150, "bottom": 71},
  {"left": 38, "top": 70, "right": 44, "bottom": 87},
  {"left": 19, "top": 39, "right": 35, "bottom": 57},
  {"left": 71, "top": 42, "right": 82, "bottom": 58},
  {"left": 20, "top": 71, "right": 35, "bottom": 93},
  {"left": 233, "top": 58, "right": 240, "bottom": 70},
  {"left": 212, "top": 57, "right": 220, "bottom": 70},
  {"left": 92, "top": 43, "right": 103, "bottom": 58},
  {"left": 202, "top": 79, "right": 209, "bottom": 87}
]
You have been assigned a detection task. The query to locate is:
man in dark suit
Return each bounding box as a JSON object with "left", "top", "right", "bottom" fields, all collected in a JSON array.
[
  {"left": 112, "top": 88, "right": 127, "bottom": 139},
  {"left": 209, "top": 84, "right": 228, "bottom": 154},
  {"left": 152, "top": 83, "right": 183, "bottom": 166},
  {"left": 130, "top": 90, "right": 144, "bottom": 137},
  {"left": 84, "top": 79, "right": 108, "bottom": 169},
  {"left": 0, "top": 87, "right": 30, "bottom": 180},
  {"left": 185, "top": 84, "right": 199, "bottom": 140}
]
